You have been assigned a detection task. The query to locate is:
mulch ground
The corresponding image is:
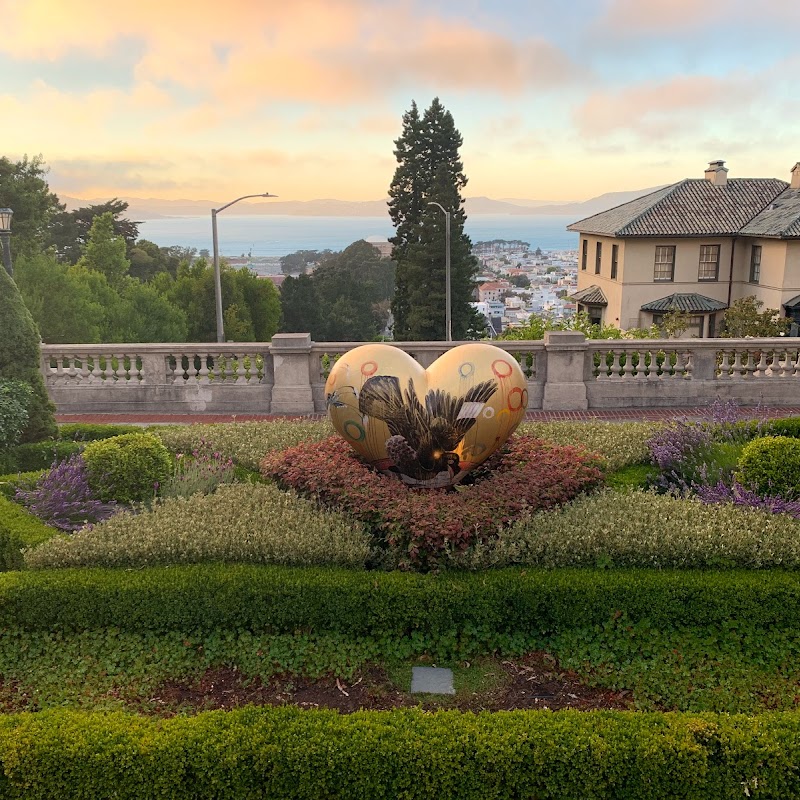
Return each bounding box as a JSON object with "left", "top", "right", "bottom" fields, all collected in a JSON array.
[{"left": 146, "top": 653, "right": 631, "bottom": 715}]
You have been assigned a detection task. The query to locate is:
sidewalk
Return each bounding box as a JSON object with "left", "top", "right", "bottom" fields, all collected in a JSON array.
[{"left": 55, "top": 407, "right": 800, "bottom": 425}]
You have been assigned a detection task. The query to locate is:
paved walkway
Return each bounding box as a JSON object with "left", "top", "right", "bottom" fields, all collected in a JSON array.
[{"left": 55, "top": 407, "right": 800, "bottom": 425}]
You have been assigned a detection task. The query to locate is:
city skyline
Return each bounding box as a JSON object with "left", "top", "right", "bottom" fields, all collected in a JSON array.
[{"left": 4, "top": 0, "right": 798, "bottom": 203}]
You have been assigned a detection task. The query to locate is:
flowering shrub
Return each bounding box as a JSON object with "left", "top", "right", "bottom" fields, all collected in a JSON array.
[
  {"left": 695, "top": 480, "right": 800, "bottom": 519},
  {"left": 646, "top": 421, "right": 718, "bottom": 493},
  {"left": 261, "top": 435, "right": 603, "bottom": 570},
  {"left": 159, "top": 441, "right": 236, "bottom": 499},
  {"left": 735, "top": 436, "right": 800, "bottom": 500},
  {"left": 15, "top": 454, "right": 118, "bottom": 532}
]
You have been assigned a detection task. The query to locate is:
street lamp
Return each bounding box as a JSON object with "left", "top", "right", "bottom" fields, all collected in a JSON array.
[
  {"left": 212, "top": 193, "right": 277, "bottom": 343},
  {"left": 427, "top": 202, "right": 452, "bottom": 342},
  {"left": 0, "top": 208, "right": 13, "bottom": 277}
]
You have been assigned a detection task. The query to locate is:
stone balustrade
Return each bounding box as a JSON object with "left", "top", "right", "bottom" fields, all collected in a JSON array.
[{"left": 40, "top": 333, "right": 800, "bottom": 415}]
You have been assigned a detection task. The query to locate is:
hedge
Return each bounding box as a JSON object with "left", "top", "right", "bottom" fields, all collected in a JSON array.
[
  {"left": 0, "top": 707, "right": 798, "bottom": 799},
  {"left": 57, "top": 423, "right": 144, "bottom": 441},
  {"left": 3, "top": 565, "right": 800, "bottom": 638},
  {"left": 0, "top": 441, "right": 82, "bottom": 474}
]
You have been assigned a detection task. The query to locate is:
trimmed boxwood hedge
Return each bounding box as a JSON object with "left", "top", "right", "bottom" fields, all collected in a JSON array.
[
  {"left": 0, "top": 707, "right": 799, "bottom": 799},
  {"left": 2, "top": 565, "right": 800, "bottom": 638},
  {"left": 0, "top": 441, "right": 82, "bottom": 474}
]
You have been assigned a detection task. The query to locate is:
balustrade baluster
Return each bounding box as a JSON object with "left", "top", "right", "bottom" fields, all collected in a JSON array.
[
  {"left": 236, "top": 354, "right": 248, "bottom": 384},
  {"left": 197, "top": 353, "right": 210, "bottom": 384},
  {"left": 622, "top": 349, "right": 635, "bottom": 379},
  {"left": 755, "top": 350, "right": 769, "bottom": 377},
  {"left": 730, "top": 350, "right": 744, "bottom": 378}
]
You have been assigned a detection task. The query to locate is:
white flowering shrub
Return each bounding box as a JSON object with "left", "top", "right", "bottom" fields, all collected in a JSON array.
[
  {"left": 155, "top": 419, "right": 332, "bottom": 470},
  {"left": 518, "top": 421, "right": 661, "bottom": 470},
  {"left": 25, "top": 483, "right": 371, "bottom": 569},
  {"left": 448, "top": 489, "right": 800, "bottom": 570}
]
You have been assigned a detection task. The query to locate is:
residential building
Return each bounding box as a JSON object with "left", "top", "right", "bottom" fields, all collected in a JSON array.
[{"left": 567, "top": 161, "right": 800, "bottom": 336}]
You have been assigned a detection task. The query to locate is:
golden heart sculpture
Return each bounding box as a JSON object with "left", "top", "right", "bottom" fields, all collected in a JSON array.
[{"left": 325, "top": 342, "right": 528, "bottom": 487}]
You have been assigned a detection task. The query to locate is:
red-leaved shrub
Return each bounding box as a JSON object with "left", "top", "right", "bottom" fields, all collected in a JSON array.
[{"left": 261, "top": 435, "right": 603, "bottom": 569}]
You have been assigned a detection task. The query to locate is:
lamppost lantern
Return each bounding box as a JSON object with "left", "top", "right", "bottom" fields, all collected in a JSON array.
[
  {"left": 0, "top": 207, "right": 13, "bottom": 277},
  {"left": 427, "top": 202, "right": 452, "bottom": 342},
  {"left": 211, "top": 193, "right": 278, "bottom": 343}
]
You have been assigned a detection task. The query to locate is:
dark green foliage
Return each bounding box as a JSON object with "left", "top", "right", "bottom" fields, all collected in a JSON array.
[
  {"left": 0, "top": 495, "right": 58, "bottom": 549},
  {"left": 0, "top": 266, "right": 57, "bottom": 443},
  {"left": 389, "top": 99, "right": 482, "bottom": 340},
  {"left": 721, "top": 296, "right": 790, "bottom": 337},
  {"left": 6, "top": 565, "right": 800, "bottom": 637},
  {"left": 280, "top": 242, "right": 395, "bottom": 340},
  {"left": 0, "top": 155, "right": 63, "bottom": 258},
  {"left": 0, "top": 521, "right": 24, "bottom": 571},
  {"left": 47, "top": 198, "right": 140, "bottom": 265},
  {"left": 764, "top": 417, "right": 800, "bottom": 438},
  {"left": 82, "top": 433, "right": 171, "bottom": 503},
  {"left": 57, "top": 423, "right": 144, "bottom": 441},
  {"left": 0, "top": 379, "right": 31, "bottom": 451},
  {"left": 0, "top": 707, "right": 800, "bottom": 799},
  {"left": 0, "top": 441, "right": 81, "bottom": 474},
  {"left": 736, "top": 436, "right": 800, "bottom": 499}
]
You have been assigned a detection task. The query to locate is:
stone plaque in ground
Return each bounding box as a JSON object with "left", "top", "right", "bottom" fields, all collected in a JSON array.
[{"left": 410, "top": 667, "right": 455, "bottom": 695}]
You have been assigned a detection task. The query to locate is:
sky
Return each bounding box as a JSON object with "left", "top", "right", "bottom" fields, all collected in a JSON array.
[{"left": 3, "top": 0, "right": 799, "bottom": 203}]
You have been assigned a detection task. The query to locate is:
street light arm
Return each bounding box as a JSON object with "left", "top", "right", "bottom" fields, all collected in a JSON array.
[
  {"left": 214, "top": 192, "right": 278, "bottom": 214},
  {"left": 427, "top": 201, "right": 447, "bottom": 215}
]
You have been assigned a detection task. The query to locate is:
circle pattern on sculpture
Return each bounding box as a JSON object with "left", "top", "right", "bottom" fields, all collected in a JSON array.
[
  {"left": 459, "top": 362, "right": 475, "bottom": 378},
  {"left": 464, "top": 442, "right": 487, "bottom": 458},
  {"left": 508, "top": 387, "right": 526, "bottom": 411},
  {"left": 344, "top": 420, "right": 366, "bottom": 441},
  {"left": 361, "top": 361, "right": 378, "bottom": 377},
  {"left": 492, "top": 359, "right": 513, "bottom": 378},
  {"left": 482, "top": 406, "right": 495, "bottom": 419}
]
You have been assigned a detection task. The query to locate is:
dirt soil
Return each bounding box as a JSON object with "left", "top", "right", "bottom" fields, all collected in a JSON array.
[{"left": 147, "top": 652, "right": 632, "bottom": 715}]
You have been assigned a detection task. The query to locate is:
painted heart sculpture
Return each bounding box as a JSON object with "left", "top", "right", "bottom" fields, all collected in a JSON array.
[{"left": 325, "top": 342, "right": 528, "bottom": 487}]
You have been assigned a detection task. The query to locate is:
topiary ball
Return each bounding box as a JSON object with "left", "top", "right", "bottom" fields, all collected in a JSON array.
[
  {"left": 82, "top": 433, "right": 172, "bottom": 503},
  {"left": 735, "top": 436, "right": 800, "bottom": 500}
]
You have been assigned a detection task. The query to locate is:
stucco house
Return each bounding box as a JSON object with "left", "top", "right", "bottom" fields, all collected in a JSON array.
[{"left": 567, "top": 161, "right": 800, "bottom": 336}]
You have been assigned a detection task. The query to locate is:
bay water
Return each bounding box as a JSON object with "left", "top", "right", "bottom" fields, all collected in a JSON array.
[{"left": 138, "top": 214, "right": 578, "bottom": 258}]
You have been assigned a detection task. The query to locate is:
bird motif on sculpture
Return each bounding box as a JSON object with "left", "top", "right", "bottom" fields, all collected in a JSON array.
[{"left": 356, "top": 375, "right": 497, "bottom": 479}]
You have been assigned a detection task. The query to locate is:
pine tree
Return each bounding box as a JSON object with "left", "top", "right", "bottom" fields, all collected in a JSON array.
[
  {"left": 76, "top": 212, "right": 130, "bottom": 287},
  {"left": 0, "top": 266, "right": 57, "bottom": 442},
  {"left": 388, "top": 98, "right": 481, "bottom": 340}
]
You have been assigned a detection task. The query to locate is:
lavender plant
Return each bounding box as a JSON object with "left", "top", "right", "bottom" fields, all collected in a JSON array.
[
  {"left": 646, "top": 421, "right": 715, "bottom": 493},
  {"left": 696, "top": 480, "right": 800, "bottom": 520},
  {"left": 158, "top": 441, "right": 236, "bottom": 499},
  {"left": 15, "top": 454, "right": 118, "bottom": 532}
]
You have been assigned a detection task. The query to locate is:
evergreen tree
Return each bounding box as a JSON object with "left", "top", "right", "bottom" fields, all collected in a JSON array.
[
  {"left": 388, "top": 98, "right": 480, "bottom": 340},
  {"left": 76, "top": 212, "right": 130, "bottom": 286},
  {"left": 0, "top": 266, "right": 57, "bottom": 442}
]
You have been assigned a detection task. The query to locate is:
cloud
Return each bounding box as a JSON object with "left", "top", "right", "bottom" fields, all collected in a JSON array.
[
  {"left": 573, "top": 73, "right": 758, "bottom": 141},
  {"left": 597, "top": 0, "right": 799, "bottom": 33}
]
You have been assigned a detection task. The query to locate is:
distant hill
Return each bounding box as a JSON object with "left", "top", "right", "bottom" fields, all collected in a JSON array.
[{"left": 59, "top": 187, "right": 668, "bottom": 220}]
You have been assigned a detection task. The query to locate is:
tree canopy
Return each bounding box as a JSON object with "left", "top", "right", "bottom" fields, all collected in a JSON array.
[{"left": 388, "top": 98, "right": 483, "bottom": 340}]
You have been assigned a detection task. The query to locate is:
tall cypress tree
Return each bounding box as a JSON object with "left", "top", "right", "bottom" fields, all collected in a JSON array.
[
  {"left": 0, "top": 266, "right": 57, "bottom": 443},
  {"left": 388, "top": 98, "right": 483, "bottom": 340}
]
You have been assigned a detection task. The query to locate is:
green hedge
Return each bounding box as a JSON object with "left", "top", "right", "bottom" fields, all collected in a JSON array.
[
  {"left": 57, "top": 423, "right": 144, "bottom": 441},
  {"left": 0, "top": 441, "right": 82, "bottom": 474},
  {"left": 0, "top": 496, "right": 57, "bottom": 549},
  {"left": 2, "top": 565, "right": 800, "bottom": 637},
  {"left": 0, "top": 471, "right": 43, "bottom": 500},
  {"left": 0, "top": 707, "right": 798, "bottom": 799}
]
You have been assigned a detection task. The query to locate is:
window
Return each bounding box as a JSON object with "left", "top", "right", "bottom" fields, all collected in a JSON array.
[
  {"left": 708, "top": 313, "right": 716, "bottom": 338},
  {"left": 595, "top": 242, "right": 602, "bottom": 275},
  {"left": 581, "top": 239, "right": 588, "bottom": 271},
  {"left": 688, "top": 315, "right": 704, "bottom": 338},
  {"left": 654, "top": 246, "right": 675, "bottom": 281},
  {"left": 611, "top": 244, "right": 618, "bottom": 280},
  {"left": 698, "top": 244, "right": 720, "bottom": 281},
  {"left": 749, "top": 245, "right": 762, "bottom": 283}
]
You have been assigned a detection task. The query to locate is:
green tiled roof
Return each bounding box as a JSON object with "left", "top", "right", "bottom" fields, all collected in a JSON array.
[
  {"left": 570, "top": 285, "right": 607, "bottom": 305},
  {"left": 568, "top": 179, "right": 788, "bottom": 238},
  {"left": 783, "top": 294, "right": 800, "bottom": 309},
  {"left": 640, "top": 293, "right": 728, "bottom": 313}
]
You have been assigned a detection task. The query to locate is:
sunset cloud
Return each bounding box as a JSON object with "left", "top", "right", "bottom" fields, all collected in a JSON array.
[{"left": 1, "top": 0, "right": 796, "bottom": 202}]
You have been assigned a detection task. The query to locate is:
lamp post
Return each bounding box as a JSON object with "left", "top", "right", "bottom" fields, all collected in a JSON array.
[
  {"left": 212, "top": 193, "right": 277, "bottom": 343},
  {"left": 0, "top": 208, "right": 13, "bottom": 277},
  {"left": 427, "top": 202, "right": 452, "bottom": 341}
]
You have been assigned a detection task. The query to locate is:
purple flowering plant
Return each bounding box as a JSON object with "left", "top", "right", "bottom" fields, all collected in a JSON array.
[
  {"left": 15, "top": 454, "right": 118, "bottom": 532},
  {"left": 158, "top": 439, "right": 236, "bottom": 499}
]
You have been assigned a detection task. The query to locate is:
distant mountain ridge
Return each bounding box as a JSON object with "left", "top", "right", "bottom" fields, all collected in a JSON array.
[{"left": 59, "top": 187, "right": 666, "bottom": 220}]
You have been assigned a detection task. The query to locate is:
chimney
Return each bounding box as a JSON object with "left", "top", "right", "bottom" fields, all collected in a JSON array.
[
  {"left": 704, "top": 160, "right": 728, "bottom": 187},
  {"left": 792, "top": 163, "right": 800, "bottom": 190}
]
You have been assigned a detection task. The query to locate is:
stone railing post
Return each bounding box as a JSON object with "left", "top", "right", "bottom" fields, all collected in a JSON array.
[
  {"left": 542, "top": 331, "right": 589, "bottom": 410},
  {"left": 269, "top": 333, "right": 315, "bottom": 414},
  {"left": 139, "top": 350, "right": 168, "bottom": 385},
  {"left": 690, "top": 344, "right": 718, "bottom": 380}
]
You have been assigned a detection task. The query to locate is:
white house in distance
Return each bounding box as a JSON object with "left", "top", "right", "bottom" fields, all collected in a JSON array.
[{"left": 567, "top": 161, "right": 800, "bottom": 336}]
